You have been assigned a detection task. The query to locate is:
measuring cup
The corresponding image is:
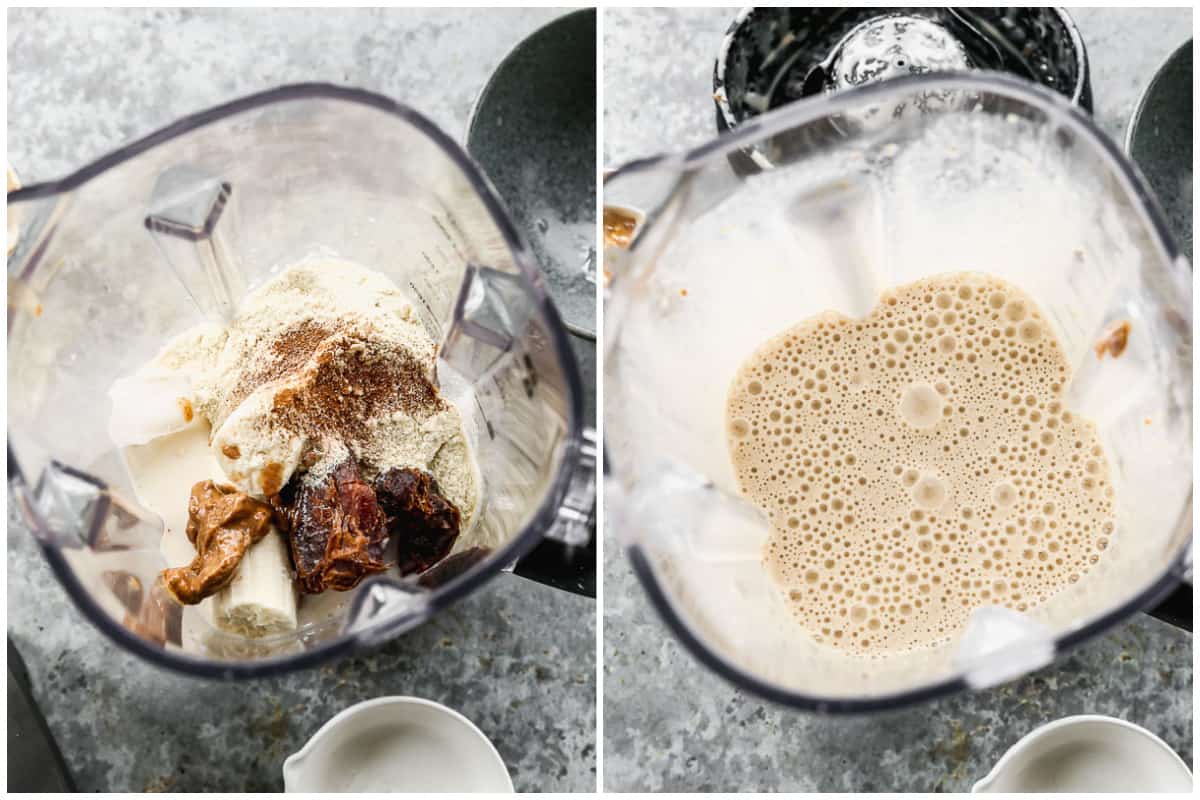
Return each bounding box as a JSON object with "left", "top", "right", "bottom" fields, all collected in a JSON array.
[
  {"left": 8, "top": 84, "right": 595, "bottom": 678},
  {"left": 604, "top": 73, "right": 1191, "bottom": 710}
]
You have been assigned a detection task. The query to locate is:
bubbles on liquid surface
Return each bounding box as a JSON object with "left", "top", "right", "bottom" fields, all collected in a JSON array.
[{"left": 726, "top": 272, "right": 1115, "bottom": 656}]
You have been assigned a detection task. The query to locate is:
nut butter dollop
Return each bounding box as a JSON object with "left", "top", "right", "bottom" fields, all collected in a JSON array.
[
  {"left": 1094, "top": 319, "right": 1132, "bottom": 360},
  {"left": 161, "top": 481, "right": 275, "bottom": 605},
  {"left": 603, "top": 206, "right": 639, "bottom": 249}
]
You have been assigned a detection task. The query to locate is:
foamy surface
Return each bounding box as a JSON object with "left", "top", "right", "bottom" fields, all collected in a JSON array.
[{"left": 727, "top": 273, "right": 1115, "bottom": 655}]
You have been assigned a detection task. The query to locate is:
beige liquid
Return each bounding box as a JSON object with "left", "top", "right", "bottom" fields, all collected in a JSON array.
[
  {"left": 124, "top": 420, "right": 226, "bottom": 569},
  {"left": 726, "top": 273, "right": 1115, "bottom": 655}
]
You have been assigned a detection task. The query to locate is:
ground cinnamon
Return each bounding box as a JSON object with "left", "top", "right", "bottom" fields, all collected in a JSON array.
[{"left": 269, "top": 328, "right": 445, "bottom": 445}]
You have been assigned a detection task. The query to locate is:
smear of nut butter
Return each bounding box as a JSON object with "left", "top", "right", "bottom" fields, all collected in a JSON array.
[
  {"left": 603, "top": 205, "right": 643, "bottom": 288},
  {"left": 603, "top": 206, "right": 639, "bottom": 249},
  {"left": 1094, "top": 320, "right": 1131, "bottom": 360}
]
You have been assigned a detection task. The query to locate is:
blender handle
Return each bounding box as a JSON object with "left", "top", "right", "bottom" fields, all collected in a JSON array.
[
  {"left": 1146, "top": 585, "right": 1192, "bottom": 632},
  {"left": 1146, "top": 539, "right": 1192, "bottom": 631},
  {"left": 512, "top": 427, "right": 596, "bottom": 597}
]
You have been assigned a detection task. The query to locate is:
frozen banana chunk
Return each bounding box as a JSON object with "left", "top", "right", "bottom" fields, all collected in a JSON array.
[
  {"left": 212, "top": 390, "right": 305, "bottom": 498},
  {"left": 211, "top": 527, "right": 298, "bottom": 638}
]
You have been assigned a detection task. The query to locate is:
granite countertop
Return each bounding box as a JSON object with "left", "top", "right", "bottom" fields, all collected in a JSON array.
[
  {"left": 603, "top": 7, "right": 1193, "bottom": 792},
  {"left": 7, "top": 8, "right": 594, "bottom": 793}
]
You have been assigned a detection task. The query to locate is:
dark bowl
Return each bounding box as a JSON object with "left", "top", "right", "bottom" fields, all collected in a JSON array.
[
  {"left": 714, "top": 7, "right": 1091, "bottom": 173},
  {"left": 1127, "top": 39, "right": 1192, "bottom": 262},
  {"left": 467, "top": 9, "right": 597, "bottom": 339}
]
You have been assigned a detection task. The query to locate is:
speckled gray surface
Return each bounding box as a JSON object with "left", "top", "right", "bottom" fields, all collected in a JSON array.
[
  {"left": 8, "top": 7, "right": 595, "bottom": 793},
  {"left": 603, "top": 7, "right": 1193, "bottom": 793}
]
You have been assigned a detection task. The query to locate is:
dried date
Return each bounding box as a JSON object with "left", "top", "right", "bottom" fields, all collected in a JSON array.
[
  {"left": 374, "top": 468, "right": 462, "bottom": 576},
  {"left": 275, "top": 460, "right": 390, "bottom": 594}
]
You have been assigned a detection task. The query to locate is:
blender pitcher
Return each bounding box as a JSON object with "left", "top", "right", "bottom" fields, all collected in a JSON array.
[
  {"left": 604, "top": 74, "right": 1191, "bottom": 711},
  {"left": 8, "top": 84, "right": 594, "bottom": 678}
]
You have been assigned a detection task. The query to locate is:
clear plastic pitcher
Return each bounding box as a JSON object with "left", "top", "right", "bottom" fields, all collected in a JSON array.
[
  {"left": 604, "top": 74, "right": 1191, "bottom": 711},
  {"left": 8, "top": 84, "right": 594, "bottom": 678}
]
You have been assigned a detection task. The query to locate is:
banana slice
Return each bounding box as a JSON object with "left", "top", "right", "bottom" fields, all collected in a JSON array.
[
  {"left": 210, "top": 526, "right": 298, "bottom": 637},
  {"left": 211, "top": 389, "right": 305, "bottom": 497}
]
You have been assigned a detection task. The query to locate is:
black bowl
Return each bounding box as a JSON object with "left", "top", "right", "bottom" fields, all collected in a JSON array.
[
  {"left": 467, "top": 9, "right": 597, "bottom": 339},
  {"left": 714, "top": 7, "right": 1091, "bottom": 173},
  {"left": 1127, "top": 39, "right": 1192, "bottom": 262}
]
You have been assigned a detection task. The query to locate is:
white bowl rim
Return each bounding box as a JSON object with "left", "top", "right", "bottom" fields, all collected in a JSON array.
[
  {"left": 282, "top": 695, "right": 514, "bottom": 793},
  {"left": 972, "top": 714, "right": 1193, "bottom": 792}
]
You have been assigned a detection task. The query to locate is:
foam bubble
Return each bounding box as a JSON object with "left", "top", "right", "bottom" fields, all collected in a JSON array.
[
  {"left": 913, "top": 474, "right": 948, "bottom": 510},
  {"left": 898, "top": 383, "right": 945, "bottom": 430},
  {"left": 992, "top": 480, "right": 1017, "bottom": 508},
  {"left": 1019, "top": 320, "right": 1042, "bottom": 344},
  {"left": 1004, "top": 300, "right": 1028, "bottom": 322}
]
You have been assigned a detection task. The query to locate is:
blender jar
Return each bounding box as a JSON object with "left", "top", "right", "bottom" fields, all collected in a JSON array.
[
  {"left": 8, "top": 84, "right": 593, "bottom": 677},
  {"left": 604, "top": 74, "right": 1191, "bottom": 711}
]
